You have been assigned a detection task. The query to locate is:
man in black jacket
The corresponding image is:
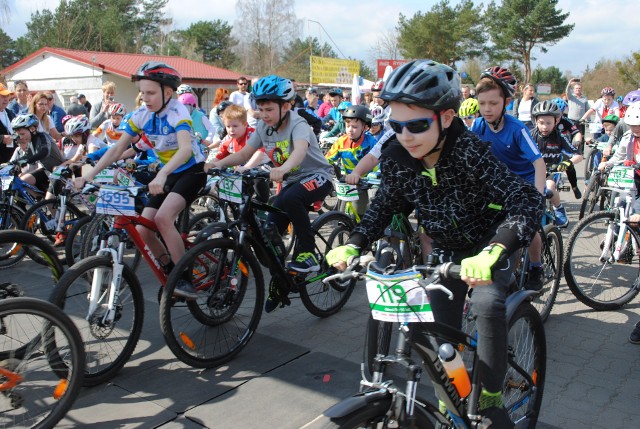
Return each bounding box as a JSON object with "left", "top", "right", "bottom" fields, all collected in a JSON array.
[{"left": 0, "top": 84, "right": 16, "bottom": 163}]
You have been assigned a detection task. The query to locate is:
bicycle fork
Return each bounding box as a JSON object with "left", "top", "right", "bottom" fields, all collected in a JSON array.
[{"left": 87, "top": 240, "right": 126, "bottom": 325}]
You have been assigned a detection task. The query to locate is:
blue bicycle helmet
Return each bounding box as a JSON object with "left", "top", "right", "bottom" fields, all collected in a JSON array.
[
  {"left": 550, "top": 97, "right": 568, "bottom": 112},
  {"left": 252, "top": 75, "right": 295, "bottom": 102},
  {"left": 11, "top": 113, "right": 39, "bottom": 130},
  {"left": 337, "top": 101, "right": 352, "bottom": 111}
]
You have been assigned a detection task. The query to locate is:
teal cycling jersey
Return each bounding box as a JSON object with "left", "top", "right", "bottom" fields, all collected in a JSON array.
[
  {"left": 325, "top": 133, "right": 377, "bottom": 174},
  {"left": 122, "top": 99, "right": 205, "bottom": 173}
]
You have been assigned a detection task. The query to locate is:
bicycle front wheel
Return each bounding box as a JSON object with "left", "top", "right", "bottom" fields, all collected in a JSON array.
[
  {"left": 578, "top": 172, "right": 601, "bottom": 220},
  {"left": 299, "top": 212, "right": 356, "bottom": 317},
  {"left": 160, "top": 238, "right": 264, "bottom": 368},
  {"left": 530, "top": 225, "right": 562, "bottom": 323},
  {"left": 0, "top": 297, "right": 84, "bottom": 429},
  {"left": 310, "top": 395, "right": 441, "bottom": 428},
  {"left": 504, "top": 302, "right": 546, "bottom": 428},
  {"left": 49, "top": 255, "right": 144, "bottom": 386},
  {"left": 564, "top": 211, "right": 640, "bottom": 310}
]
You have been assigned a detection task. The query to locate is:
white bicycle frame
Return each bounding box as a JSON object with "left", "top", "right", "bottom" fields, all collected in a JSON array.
[{"left": 598, "top": 167, "right": 637, "bottom": 263}]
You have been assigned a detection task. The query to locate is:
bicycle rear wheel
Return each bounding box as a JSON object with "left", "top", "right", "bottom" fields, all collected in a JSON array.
[
  {"left": 0, "top": 297, "right": 84, "bottom": 429},
  {"left": 564, "top": 211, "right": 640, "bottom": 310},
  {"left": 530, "top": 225, "right": 562, "bottom": 323},
  {"left": 19, "top": 198, "right": 84, "bottom": 244},
  {"left": 64, "top": 214, "right": 93, "bottom": 267},
  {"left": 504, "top": 302, "right": 546, "bottom": 428},
  {"left": 48, "top": 255, "right": 144, "bottom": 386},
  {"left": 299, "top": 212, "right": 356, "bottom": 317},
  {"left": 160, "top": 238, "right": 264, "bottom": 368}
]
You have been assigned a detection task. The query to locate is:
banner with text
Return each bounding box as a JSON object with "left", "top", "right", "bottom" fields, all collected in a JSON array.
[
  {"left": 310, "top": 56, "right": 360, "bottom": 85},
  {"left": 377, "top": 59, "right": 409, "bottom": 79}
]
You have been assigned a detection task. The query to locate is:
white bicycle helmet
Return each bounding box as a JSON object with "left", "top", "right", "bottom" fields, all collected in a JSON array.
[
  {"left": 624, "top": 101, "right": 640, "bottom": 126},
  {"left": 64, "top": 115, "right": 90, "bottom": 135},
  {"left": 176, "top": 84, "right": 193, "bottom": 95}
]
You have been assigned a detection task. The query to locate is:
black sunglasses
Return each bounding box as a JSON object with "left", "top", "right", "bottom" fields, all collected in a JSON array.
[{"left": 388, "top": 115, "right": 438, "bottom": 134}]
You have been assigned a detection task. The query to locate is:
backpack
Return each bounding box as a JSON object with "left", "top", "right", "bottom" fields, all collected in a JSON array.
[{"left": 39, "top": 133, "right": 65, "bottom": 171}]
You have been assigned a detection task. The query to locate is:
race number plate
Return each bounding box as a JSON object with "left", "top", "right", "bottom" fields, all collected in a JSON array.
[
  {"left": 96, "top": 187, "right": 136, "bottom": 216},
  {"left": 218, "top": 176, "right": 242, "bottom": 203},
  {"left": 366, "top": 275, "right": 434, "bottom": 323}
]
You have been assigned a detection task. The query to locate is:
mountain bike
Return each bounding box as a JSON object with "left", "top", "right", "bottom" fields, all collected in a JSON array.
[
  {"left": 511, "top": 190, "right": 562, "bottom": 323},
  {"left": 48, "top": 181, "right": 213, "bottom": 385},
  {"left": 18, "top": 165, "right": 89, "bottom": 246},
  {"left": 564, "top": 165, "right": 640, "bottom": 310},
  {"left": 311, "top": 258, "right": 546, "bottom": 429},
  {"left": 0, "top": 164, "right": 40, "bottom": 256},
  {"left": 0, "top": 290, "right": 84, "bottom": 429},
  {"left": 158, "top": 168, "right": 356, "bottom": 368}
]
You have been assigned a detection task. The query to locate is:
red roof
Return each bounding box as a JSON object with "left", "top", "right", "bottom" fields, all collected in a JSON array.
[{"left": 1, "top": 47, "right": 245, "bottom": 83}]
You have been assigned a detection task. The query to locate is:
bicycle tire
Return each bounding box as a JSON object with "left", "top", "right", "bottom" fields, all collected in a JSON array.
[
  {"left": 564, "top": 211, "right": 640, "bottom": 310},
  {"left": 504, "top": 301, "right": 546, "bottom": 428},
  {"left": 299, "top": 212, "right": 356, "bottom": 317},
  {"left": 64, "top": 214, "right": 93, "bottom": 267},
  {"left": 365, "top": 241, "right": 397, "bottom": 376},
  {"left": 19, "top": 198, "right": 85, "bottom": 244},
  {"left": 310, "top": 395, "right": 439, "bottom": 428},
  {"left": 583, "top": 147, "right": 598, "bottom": 183},
  {"left": 530, "top": 225, "right": 562, "bottom": 323},
  {"left": 160, "top": 237, "right": 264, "bottom": 368},
  {"left": 0, "top": 297, "right": 84, "bottom": 429},
  {"left": 0, "top": 204, "right": 27, "bottom": 267},
  {"left": 187, "top": 210, "right": 224, "bottom": 243},
  {"left": 80, "top": 214, "right": 141, "bottom": 271},
  {"left": 578, "top": 172, "right": 600, "bottom": 220},
  {"left": 48, "top": 255, "right": 144, "bottom": 386},
  {"left": 0, "top": 230, "right": 64, "bottom": 283}
]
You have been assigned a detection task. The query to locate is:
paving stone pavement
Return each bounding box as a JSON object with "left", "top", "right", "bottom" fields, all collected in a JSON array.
[{"left": 7, "top": 171, "right": 640, "bottom": 428}]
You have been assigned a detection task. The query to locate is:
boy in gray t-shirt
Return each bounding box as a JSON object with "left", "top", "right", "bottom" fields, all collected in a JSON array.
[{"left": 207, "top": 75, "right": 334, "bottom": 312}]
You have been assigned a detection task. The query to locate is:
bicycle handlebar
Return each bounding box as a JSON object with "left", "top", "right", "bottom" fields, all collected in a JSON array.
[{"left": 323, "top": 256, "right": 460, "bottom": 300}]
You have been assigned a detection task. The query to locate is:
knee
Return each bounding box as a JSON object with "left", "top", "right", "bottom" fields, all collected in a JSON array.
[{"left": 470, "top": 288, "right": 506, "bottom": 320}]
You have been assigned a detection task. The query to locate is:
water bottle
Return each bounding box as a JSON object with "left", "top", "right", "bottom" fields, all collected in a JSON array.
[
  {"left": 263, "top": 221, "right": 286, "bottom": 263},
  {"left": 438, "top": 343, "right": 471, "bottom": 398}
]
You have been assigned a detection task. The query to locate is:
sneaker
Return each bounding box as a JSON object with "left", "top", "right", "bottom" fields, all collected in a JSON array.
[
  {"left": 572, "top": 186, "right": 582, "bottom": 199},
  {"left": 554, "top": 206, "right": 569, "bottom": 228},
  {"left": 480, "top": 406, "right": 514, "bottom": 428},
  {"left": 54, "top": 232, "right": 67, "bottom": 247},
  {"left": 287, "top": 252, "right": 320, "bottom": 273},
  {"left": 265, "top": 278, "right": 283, "bottom": 313},
  {"left": 172, "top": 279, "right": 198, "bottom": 300},
  {"left": 525, "top": 266, "right": 544, "bottom": 292},
  {"left": 630, "top": 321, "right": 640, "bottom": 344}
]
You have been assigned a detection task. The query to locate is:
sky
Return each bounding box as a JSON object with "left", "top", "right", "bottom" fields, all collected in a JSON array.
[{"left": 4, "top": 0, "right": 634, "bottom": 79}]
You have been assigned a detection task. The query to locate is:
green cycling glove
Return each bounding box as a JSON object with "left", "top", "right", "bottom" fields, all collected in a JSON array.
[
  {"left": 326, "top": 244, "right": 360, "bottom": 267},
  {"left": 557, "top": 160, "right": 572, "bottom": 172},
  {"left": 460, "top": 244, "right": 506, "bottom": 282}
]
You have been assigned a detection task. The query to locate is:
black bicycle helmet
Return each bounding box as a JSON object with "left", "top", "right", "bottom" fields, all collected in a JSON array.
[
  {"left": 380, "top": 59, "right": 462, "bottom": 112},
  {"left": 132, "top": 61, "right": 182, "bottom": 90},
  {"left": 342, "top": 105, "right": 373, "bottom": 126},
  {"left": 532, "top": 100, "right": 563, "bottom": 118},
  {"left": 480, "top": 66, "right": 517, "bottom": 98},
  {"left": 216, "top": 100, "right": 233, "bottom": 116}
]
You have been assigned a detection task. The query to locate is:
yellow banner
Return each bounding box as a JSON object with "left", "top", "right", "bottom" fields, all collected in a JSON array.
[{"left": 310, "top": 56, "right": 360, "bottom": 85}]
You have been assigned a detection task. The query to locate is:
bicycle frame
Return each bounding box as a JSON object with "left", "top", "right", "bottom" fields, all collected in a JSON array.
[
  {"left": 324, "top": 264, "right": 540, "bottom": 428},
  {"left": 598, "top": 187, "right": 636, "bottom": 263}
]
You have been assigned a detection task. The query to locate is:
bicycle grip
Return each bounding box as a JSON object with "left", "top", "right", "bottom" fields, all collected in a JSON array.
[{"left": 441, "top": 263, "right": 461, "bottom": 280}]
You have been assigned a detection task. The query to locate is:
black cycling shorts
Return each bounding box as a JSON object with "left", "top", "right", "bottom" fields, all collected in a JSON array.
[{"left": 146, "top": 162, "right": 207, "bottom": 210}]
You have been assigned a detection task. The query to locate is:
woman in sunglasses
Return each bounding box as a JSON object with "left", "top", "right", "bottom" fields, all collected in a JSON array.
[{"left": 327, "top": 59, "right": 543, "bottom": 428}]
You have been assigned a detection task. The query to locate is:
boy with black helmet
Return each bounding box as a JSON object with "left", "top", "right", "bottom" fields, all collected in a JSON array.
[
  {"left": 327, "top": 59, "right": 543, "bottom": 428},
  {"left": 325, "top": 105, "right": 377, "bottom": 216},
  {"left": 76, "top": 61, "right": 207, "bottom": 300},
  {"left": 531, "top": 100, "right": 583, "bottom": 228},
  {"left": 207, "top": 74, "right": 334, "bottom": 312}
]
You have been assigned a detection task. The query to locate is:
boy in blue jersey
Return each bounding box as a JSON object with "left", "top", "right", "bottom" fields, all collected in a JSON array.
[
  {"left": 471, "top": 66, "right": 546, "bottom": 291},
  {"left": 76, "top": 62, "right": 207, "bottom": 300}
]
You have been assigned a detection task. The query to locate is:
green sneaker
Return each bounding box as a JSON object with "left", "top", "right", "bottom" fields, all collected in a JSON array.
[{"left": 287, "top": 252, "right": 320, "bottom": 273}]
